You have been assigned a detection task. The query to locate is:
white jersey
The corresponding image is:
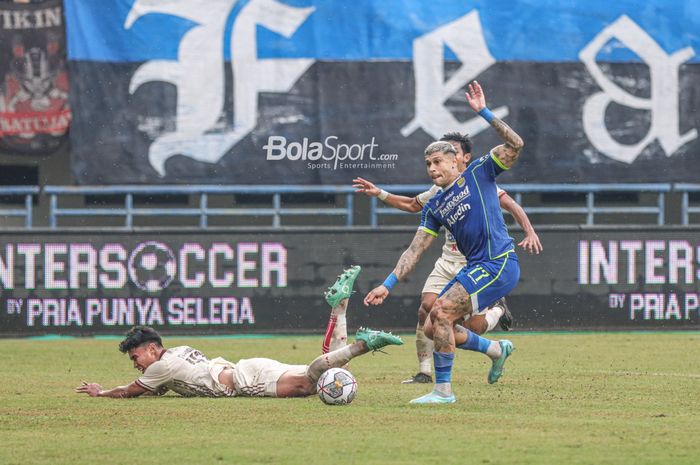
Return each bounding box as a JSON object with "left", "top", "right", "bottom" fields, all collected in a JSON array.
[
  {"left": 416, "top": 184, "right": 506, "bottom": 263},
  {"left": 136, "top": 346, "right": 235, "bottom": 397}
]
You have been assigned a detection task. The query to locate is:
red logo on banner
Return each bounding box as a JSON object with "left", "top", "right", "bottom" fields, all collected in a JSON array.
[
  {"left": 0, "top": 45, "right": 70, "bottom": 137},
  {"left": 0, "top": 0, "right": 70, "bottom": 154}
]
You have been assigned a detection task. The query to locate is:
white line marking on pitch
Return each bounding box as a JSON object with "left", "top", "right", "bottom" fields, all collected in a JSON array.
[{"left": 587, "top": 371, "right": 700, "bottom": 379}]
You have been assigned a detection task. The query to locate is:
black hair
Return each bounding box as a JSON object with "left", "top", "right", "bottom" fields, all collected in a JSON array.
[
  {"left": 118, "top": 326, "right": 163, "bottom": 353},
  {"left": 440, "top": 132, "right": 472, "bottom": 155}
]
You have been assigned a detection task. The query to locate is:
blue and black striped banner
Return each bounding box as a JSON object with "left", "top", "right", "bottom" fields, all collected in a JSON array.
[{"left": 64, "top": 0, "right": 700, "bottom": 184}]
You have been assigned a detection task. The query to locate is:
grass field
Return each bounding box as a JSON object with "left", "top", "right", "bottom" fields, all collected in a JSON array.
[{"left": 1, "top": 332, "right": 698, "bottom": 465}]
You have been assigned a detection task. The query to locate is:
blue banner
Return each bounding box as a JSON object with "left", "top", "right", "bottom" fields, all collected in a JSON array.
[{"left": 65, "top": 0, "right": 700, "bottom": 63}]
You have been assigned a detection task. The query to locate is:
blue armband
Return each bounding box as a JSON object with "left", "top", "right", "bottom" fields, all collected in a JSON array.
[
  {"left": 382, "top": 272, "right": 398, "bottom": 290},
  {"left": 478, "top": 107, "right": 495, "bottom": 124}
]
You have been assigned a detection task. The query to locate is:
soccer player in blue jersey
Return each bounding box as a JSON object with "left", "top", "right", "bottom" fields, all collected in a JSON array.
[
  {"left": 353, "top": 131, "right": 542, "bottom": 384},
  {"left": 364, "top": 81, "right": 524, "bottom": 404}
]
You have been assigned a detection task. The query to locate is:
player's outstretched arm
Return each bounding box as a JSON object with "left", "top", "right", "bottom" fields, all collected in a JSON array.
[
  {"left": 465, "top": 80, "right": 524, "bottom": 169},
  {"left": 75, "top": 380, "right": 148, "bottom": 398},
  {"left": 364, "top": 229, "right": 435, "bottom": 306},
  {"left": 352, "top": 177, "right": 422, "bottom": 213},
  {"left": 499, "top": 193, "right": 542, "bottom": 254}
]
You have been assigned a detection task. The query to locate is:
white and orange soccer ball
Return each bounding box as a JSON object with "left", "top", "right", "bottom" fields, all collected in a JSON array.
[{"left": 317, "top": 368, "right": 357, "bottom": 405}]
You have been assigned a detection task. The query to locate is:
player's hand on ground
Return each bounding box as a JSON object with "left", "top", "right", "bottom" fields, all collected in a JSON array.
[
  {"left": 364, "top": 285, "right": 389, "bottom": 306},
  {"left": 465, "top": 80, "right": 486, "bottom": 112},
  {"left": 352, "top": 177, "right": 381, "bottom": 197},
  {"left": 518, "top": 233, "right": 543, "bottom": 254},
  {"left": 75, "top": 381, "right": 102, "bottom": 397}
]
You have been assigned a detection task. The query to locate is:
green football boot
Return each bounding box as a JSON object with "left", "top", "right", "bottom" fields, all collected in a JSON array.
[
  {"left": 324, "top": 265, "right": 361, "bottom": 308},
  {"left": 355, "top": 327, "right": 403, "bottom": 352},
  {"left": 488, "top": 340, "right": 514, "bottom": 384}
]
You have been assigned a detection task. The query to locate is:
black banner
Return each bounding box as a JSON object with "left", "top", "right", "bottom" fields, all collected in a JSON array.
[
  {"left": 1, "top": 228, "right": 698, "bottom": 336},
  {"left": 64, "top": 3, "right": 700, "bottom": 184},
  {"left": 66, "top": 61, "right": 700, "bottom": 185},
  {"left": 0, "top": 0, "right": 69, "bottom": 155}
]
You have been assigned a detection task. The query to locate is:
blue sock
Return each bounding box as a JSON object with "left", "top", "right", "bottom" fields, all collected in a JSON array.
[
  {"left": 457, "top": 330, "right": 491, "bottom": 354},
  {"left": 433, "top": 351, "right": 455, "bottom": 384}
]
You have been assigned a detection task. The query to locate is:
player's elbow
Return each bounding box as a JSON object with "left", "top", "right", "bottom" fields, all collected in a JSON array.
[
  {"left": 406, "top": 198, "right": 422, "bottom": 213},
  {"left": 516, "top": 134, "right": 525, "bottom": 151},
  {"left": 510, "top": 136, "right": 524, "bottom": 154},
  {"left": 407, "top": 204, "right": 422, "bottom": 213}
]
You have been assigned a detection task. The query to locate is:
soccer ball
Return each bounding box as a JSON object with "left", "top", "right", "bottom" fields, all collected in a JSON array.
[{"left": 317, "top": 368, "right": 357, "bottom": 405}]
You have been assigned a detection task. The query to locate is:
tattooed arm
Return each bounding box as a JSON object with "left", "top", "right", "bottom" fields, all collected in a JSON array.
[
  {"left": 363, "top": 229, "right": 435, "bottom": 306},
  {"left": 392, "top": 229, "right": 435, "bottom": 279},
  {"left": 465, "top": 80, "right": 524, "bottom": 169}
]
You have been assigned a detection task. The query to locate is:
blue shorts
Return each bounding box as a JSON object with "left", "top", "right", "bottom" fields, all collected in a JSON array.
[{"left": 439, "top": 251, "right": 519, "bottom": 311}]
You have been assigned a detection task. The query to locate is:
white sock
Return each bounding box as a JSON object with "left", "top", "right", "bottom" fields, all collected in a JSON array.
[
  {"left": 484, "top": 305, "right": 504, "bottom": 332},
  {"left": 330, "top": 312, "right": 347, "bottom": 352},
  {"left": 322, "top": 300, "right": 348, "bottom": 354},
  {"left": 416, "top": 324, "right": 433, "bottom": 374},
  {"left": 306, "top": 345, "right": 355, "bottom": 382},
  {"left": 485, "top": 341, "right": 503, "bottom": 359},
  {"left": 434, "top": 382, "right": 452, "bottom": 396},
  {"left": 331, "top": 298, "right": 348, "bottom": 316}
]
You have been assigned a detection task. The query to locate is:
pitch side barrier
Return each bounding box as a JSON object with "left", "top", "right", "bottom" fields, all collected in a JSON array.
[
  {"left": 0, "top": 227, "right": 698, "bottom": 337},
  {"left": 4, "top": 183, "right": 700, "bottom": 228}
]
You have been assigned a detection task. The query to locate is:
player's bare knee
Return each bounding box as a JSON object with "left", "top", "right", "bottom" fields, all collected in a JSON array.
[
  {"left": 431, "top": 301, "right": 461, "bottom": 324},
  {"left": 418, "top": 305, "right": 430, "bottom": 325},
  {"left": 302, "top": 382, "right": 316, "bottom": 396},
  {"left": 297, "top": 378, "right": 316, "bottom": 396},
  {"left": 418, "top": 295, "right": 436, "bottom": 324},
  {"left": 423, "top": 318, "right": 434, "bottom": 339},
  {"left": 465, "top": 316, "right": 488, "bottom": 335}
]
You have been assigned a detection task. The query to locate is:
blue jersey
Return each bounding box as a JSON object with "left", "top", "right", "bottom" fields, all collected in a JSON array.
[{"left": 420, "top": 152, "right": 515, "bottom": 264}]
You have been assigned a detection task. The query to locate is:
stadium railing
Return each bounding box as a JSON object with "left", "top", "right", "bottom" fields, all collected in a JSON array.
[
  {"left": 0, "top": 186, "right": 40, "bottom": 228},
  {"left": 0, "top": 183, "right": 698, "bottom": 229},
  {"left": 675, "top": 183, "right": 700, "bottom": 226},
  {"left": 370, "top": 183, "right": 672, "bottom": 226},
  {"left": 42, "top": 185, "right": 354, "bottom": 228}
]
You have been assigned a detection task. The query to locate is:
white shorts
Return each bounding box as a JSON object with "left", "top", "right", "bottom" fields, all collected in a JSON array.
[
  {"left": 421, "top": 257, "right": 467, "bottom": 295},
  {"left": 233, "top": 358, "right": 307, "bottom": 397}
]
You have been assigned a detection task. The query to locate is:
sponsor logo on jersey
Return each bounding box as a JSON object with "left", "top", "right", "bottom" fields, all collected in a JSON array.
[{"left": 437, "top": 185, "right": 470, "bottom": 217}]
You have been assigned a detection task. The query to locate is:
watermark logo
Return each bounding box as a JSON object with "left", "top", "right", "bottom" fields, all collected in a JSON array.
[{"left": 263, "top": 135, "right": 398, "bottom": 170}]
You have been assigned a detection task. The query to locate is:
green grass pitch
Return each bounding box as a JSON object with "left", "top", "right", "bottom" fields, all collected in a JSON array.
[{"left": 1, "top": 332, "right": 698, "bottom": 465}]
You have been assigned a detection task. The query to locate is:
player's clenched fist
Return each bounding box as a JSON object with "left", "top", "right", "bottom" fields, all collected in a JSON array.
[{"left": 364, "top": 285, "right": 389, "bottom": 306}]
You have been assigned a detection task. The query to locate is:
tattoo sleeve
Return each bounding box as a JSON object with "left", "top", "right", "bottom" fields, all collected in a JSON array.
[
  {"left": 393, "top": 230, "right": 435, "bottom": 280},
  {"left": 491, "top": 116, "right": 524, "bottom": 168}
]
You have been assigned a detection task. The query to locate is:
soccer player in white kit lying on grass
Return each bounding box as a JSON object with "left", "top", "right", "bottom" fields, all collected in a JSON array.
[{"left": 75, "top": 266, "right": 400, "bottom": 399}]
